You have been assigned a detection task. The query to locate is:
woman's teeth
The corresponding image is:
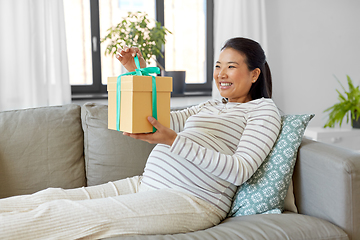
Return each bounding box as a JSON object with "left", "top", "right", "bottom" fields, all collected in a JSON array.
[{"left": 220, "top": 82, "right": 232, "bottom": 86}]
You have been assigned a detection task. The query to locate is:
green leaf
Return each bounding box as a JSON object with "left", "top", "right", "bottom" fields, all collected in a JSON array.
[
  {"left": 100, "top": 11, "right": 172, "bottom": 62},
  {"left": 324, "top": 75, "right": 360, "bottom": 128}
]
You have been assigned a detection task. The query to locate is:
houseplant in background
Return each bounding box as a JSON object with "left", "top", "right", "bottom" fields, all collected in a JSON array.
[
  {"left": 101, "top": 11, "right": 170, "bottom": 67},
  {"left": 101, "top": 12, "right": 186, "bottom": 95},
  {"left": 323, "top": 75, "right": 360, "bottom": 128}
]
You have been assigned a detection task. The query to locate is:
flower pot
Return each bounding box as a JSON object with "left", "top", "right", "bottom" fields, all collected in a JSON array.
[
  {"left": 352, "top": 113, "right": 360, "bottom": 129},
  {"left": 164, "top": 71, "right": 186, "bottom": 95}
]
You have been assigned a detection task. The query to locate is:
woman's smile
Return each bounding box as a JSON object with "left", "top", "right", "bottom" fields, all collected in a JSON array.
[{"left": 219, "top": 82, "right": 233, "bottom": 88}]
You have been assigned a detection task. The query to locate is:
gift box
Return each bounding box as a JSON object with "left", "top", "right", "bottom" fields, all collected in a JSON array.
[{"left": 107, "top": 75, "right": 172, "bottom": 133}]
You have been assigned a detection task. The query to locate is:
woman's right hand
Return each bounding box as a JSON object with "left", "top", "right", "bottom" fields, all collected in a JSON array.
[{"left": 115, "top": 46, "right": 147, "bottom": 72}]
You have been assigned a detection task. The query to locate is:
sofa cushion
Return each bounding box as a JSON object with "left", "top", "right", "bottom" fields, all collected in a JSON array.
[
  {"left": 104, "top": 212, "right": 348, "bottom": 240},
  {"left": 228, "top": 114, "right": 314, "bottom": 216},
  {"left": 81, "top": 103, "right": 156, "bottom": 186},
  {"left": 0, "top": 104, "right": 85, "bottom": 198}
]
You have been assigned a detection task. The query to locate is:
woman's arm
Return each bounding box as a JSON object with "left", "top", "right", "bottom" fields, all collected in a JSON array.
[
  {"left": 169, "top": 105, "right": 281, "bottom": 186},
  {"left": 124, "top": 102, "right": 206, "bottom": 145},
  {"left": 170, "top": 104, "right": 203, "bottom": 133}
]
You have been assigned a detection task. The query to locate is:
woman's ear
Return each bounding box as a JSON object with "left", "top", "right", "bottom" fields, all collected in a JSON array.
[{"left": 252, "top": 68, "right": 261, "bottom": 83}]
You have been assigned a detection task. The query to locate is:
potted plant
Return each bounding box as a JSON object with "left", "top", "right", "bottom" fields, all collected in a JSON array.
[
  {"left": 323, "top": 75, "right": 360, "bottom": 128},
  {"left": 101, "top": 12, "right": 186, "bottom": 95},
  {"left": 101, "top": 11, "right": 171, "bottom": 69}
]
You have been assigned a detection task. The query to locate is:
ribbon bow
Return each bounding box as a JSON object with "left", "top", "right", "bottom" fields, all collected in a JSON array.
[{"left": 116, "top": 55, "right": 160, "bottom": 132}]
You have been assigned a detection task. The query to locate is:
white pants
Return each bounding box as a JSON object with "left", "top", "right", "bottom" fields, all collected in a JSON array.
[{"left": 0, "top": 176, "right": 223, "bottom": 240}]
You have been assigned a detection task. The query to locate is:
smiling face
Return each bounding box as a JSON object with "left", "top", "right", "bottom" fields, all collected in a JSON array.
[{"left": 214, "top": 47, "right": 260, "bottom": 103}]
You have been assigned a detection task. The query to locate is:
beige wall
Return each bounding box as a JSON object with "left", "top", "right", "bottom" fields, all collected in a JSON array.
[{"left": 266, "top": 0, "right": 360, "bottom": 127}]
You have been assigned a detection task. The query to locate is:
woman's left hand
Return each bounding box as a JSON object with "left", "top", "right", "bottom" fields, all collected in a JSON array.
[{"left": 123, "top": 117, "right": 177, "bottom": 146}]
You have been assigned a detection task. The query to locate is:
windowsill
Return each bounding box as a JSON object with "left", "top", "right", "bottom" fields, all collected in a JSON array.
[
  {"left": 171, "top": 91, "right": 212, "bottom": 98},
  {"left": 71, "top": 91, "right": 212, "bottom": 100},
  {"left": 71, "top": 91, "right": 213, "bottom": 110},
  {"left": 71, "top": 93, "right": 108, "bottom": 100}
]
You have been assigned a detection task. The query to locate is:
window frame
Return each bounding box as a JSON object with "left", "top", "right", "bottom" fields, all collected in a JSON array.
[{"left": 71, "top": 0, "right": 214, "bottom": 96}]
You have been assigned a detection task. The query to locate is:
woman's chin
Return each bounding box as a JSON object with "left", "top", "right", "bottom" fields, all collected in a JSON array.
[{"left": 219, "top": 90, "right": 230, "bottom": 99}]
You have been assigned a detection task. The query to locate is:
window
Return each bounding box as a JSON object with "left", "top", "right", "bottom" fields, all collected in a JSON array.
[
  {"left": 63, "top": 0, "right": 93, "bottom": 86},
  {"left": 64, "top": 0, "right": 213, "bottom": 97},
  {"left": 165, "top": 0, "right": 206, "bottom": 86},
  {"left": 98, "top": 0, "right": 156, "bottom": 85}
]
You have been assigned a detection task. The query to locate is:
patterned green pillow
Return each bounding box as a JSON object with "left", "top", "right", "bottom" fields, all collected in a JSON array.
[{"left": 228, "top": 114, "right": 314, "bottom": 217}]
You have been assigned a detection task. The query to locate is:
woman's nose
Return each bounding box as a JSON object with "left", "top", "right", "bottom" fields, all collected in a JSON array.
[{"left": 218, "top": 69, "right": 226, "bottom": 78}]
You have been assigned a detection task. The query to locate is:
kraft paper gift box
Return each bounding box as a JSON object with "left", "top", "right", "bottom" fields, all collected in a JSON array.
[{"left": 107, "top": 75, "right": 173, "bottom": 133}]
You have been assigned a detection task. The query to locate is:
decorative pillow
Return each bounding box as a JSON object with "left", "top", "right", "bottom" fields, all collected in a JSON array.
[
  {"left": 81, "top": 103, "right": 156, "bottom": 186},
  {"left": 228, "top": 114, "right": 314, "bottom": 217},
  {"left": 0, "top": 104, "right": 85, "bottom": 198}
]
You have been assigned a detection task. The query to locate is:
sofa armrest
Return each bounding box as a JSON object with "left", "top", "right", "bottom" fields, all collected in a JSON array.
[{"left": 293, "top": 138, "right": 360, "bottom": 240}]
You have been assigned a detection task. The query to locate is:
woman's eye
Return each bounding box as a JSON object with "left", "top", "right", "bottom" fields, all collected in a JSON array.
[
  {"left": 229, "top": 65, "right": 235, "bottom": 68},
  {"left": 215, "top": 65, "right": 220, "bottom": 68}
]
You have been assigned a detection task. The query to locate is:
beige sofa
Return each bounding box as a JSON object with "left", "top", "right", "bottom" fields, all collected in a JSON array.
[{"left": 0, "top": 103, "right": 359, "bottom": 240}]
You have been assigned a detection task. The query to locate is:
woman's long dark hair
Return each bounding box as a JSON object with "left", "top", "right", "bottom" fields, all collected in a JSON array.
[{"left": 221, "top": 37, "right": 272, "bottom": 99}]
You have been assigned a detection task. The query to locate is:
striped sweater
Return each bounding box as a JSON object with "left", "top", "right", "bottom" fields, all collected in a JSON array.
[{"left": 141, "top": 97, "right": 281, "bottom": 218}]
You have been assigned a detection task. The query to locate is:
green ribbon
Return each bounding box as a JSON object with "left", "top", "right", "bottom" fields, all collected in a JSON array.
[{"left": 116, "top": 55, "right": 160, "bottom": 132}]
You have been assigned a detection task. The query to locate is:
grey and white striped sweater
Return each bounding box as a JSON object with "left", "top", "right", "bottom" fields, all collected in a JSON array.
[{"left": 141, "top": 97, "right": 281, "bottom": 218}]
